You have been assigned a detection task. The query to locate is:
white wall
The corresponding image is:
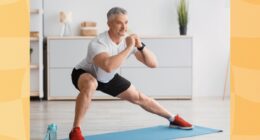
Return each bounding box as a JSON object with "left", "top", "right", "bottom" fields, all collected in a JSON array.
[
  {"left": 42, "top": 0, "right": 230, "bottom": 97},
  {"left": 189, "top": 0, "right": 230, "bottom": 97},
  {"left": 43, "top": 0, "right": 179, "bottom": 36}
]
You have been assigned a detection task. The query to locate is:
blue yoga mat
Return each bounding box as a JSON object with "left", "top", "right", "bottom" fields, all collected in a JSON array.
[{"left": 63, "top": 125, "right": 222, "bottom": 140}]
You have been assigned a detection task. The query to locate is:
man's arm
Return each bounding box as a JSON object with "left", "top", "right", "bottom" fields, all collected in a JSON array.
[
  {"left": 92, "top": 35, "right": 135, "bottom": 73},
  {"left": 135, "top": 47, "right": 158, "bottom": 68},
  {"left": 133, "top": 35, "right": 158, "bottom": 68}
]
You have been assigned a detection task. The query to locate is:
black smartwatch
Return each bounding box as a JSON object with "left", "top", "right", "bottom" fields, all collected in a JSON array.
[{"left": 138, "top": 42, "right": 146, "bottom": 51}]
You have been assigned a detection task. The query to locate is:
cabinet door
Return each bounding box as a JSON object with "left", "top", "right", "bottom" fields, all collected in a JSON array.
[
  {"left": 123, "top": 38, "right": 192, "bottom": 67},
  {"left": 120, "top": 68, "right": 192, "bottom": 98},
  {"left": 48, "top": 68, "right": 111, "bottom": 99},
  {"left": 48, "top": 39, "right": 91, "bottom": 68}
]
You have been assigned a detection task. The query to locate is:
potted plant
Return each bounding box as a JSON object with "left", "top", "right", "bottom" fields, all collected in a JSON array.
[{"left": 177, "top": 0, "right": 188, "bottom": 35}]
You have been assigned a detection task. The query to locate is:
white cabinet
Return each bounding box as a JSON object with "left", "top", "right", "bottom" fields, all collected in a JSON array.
[
  {"left": 30, "top": 0, "right": 43, "bottom": 98},
  {"left": 48, "top": 39, "right": 88, "bottom": 68},
  {"left": 121, "top": 37, "right": 193, "bottom": 99},
  {"left": 47, "top": 36, "right": 192, "bottom": 100},
  {"left": 47, "top": 37, "right": 109, "bottom": 100},
  {"left": 123, "top": 38, "right": 192, "bottom": 67}
]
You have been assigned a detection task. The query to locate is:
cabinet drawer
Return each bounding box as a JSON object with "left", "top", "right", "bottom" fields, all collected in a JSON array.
[
  {"left": 48, "top": 39, "right": 91, "bottom": 68},
  {"left": 123, "top": 38, "right": 192, "bottom": 67},
  {"left": 48, "top": 68, "right": 110, "bottom": 99},
  {"left": 120, "top": 68, "right": 192, "bottom": 97}
]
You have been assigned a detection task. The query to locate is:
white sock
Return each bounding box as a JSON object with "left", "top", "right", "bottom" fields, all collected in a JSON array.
[{"left": 168, "top": 115, "right": 176, "bottom": 122}]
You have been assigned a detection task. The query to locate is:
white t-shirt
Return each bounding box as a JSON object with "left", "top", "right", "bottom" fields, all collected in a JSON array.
[{"left": 75, "top": 31, "right": 137, "bottom": 83}]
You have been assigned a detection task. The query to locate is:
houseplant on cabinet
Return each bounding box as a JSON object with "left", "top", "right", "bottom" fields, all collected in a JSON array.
[{"left": 177, "top": 0, "right": 188, "bottom": 35}]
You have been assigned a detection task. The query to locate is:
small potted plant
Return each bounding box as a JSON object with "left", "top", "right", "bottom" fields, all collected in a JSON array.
[{"left": 177, "top": 0, "right": 188, "bottom": 35}]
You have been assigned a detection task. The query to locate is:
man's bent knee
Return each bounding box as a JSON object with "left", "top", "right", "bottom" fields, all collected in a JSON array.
[
  {"left": 87, "top": 77, "right": 98, "bottom": 89},
  {"left": 78, "top": 74, "right": 98, "bottom": 95}
]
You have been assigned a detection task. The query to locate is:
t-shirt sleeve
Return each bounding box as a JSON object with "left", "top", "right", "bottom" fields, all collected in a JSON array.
[{"left": 87, "top": 41, "right": 107, "bottom": 62}]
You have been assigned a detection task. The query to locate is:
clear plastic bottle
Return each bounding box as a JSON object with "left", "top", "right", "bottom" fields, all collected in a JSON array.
[{"left": 44, "top": 123, "right": 57, "bottom": 140}]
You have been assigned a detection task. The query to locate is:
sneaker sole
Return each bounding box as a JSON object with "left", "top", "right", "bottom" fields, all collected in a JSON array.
[{"left": 169, "top": 125, "right": 193, "bottom": 130}]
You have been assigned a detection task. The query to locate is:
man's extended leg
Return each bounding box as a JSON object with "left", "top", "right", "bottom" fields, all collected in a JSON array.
[
  {"left": 117, "top": 85, "right": 192, "bottom": 129},
  {"left": 117, "top": 85, "right": 173, "bottom": 119},
  {"left": 70, "top": 73, "right": 98, "bottom": 140}
]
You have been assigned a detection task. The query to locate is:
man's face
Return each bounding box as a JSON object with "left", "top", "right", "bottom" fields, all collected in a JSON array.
[{"left": 108, "top": 14, "right": 128, "bottom": 37}]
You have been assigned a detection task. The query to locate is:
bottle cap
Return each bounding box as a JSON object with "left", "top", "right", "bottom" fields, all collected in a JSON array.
[{"left": 48, "top": 123, "right": 57, "bottom": 131}]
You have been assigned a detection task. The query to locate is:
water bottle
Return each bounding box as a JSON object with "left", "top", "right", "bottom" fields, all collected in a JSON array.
[{"left": 44, "top": 123, "right": 57, "bottom": 140}]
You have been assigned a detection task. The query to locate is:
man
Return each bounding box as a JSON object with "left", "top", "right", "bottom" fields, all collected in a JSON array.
[{"left": 69, "top": 7, "right": 193, "bottom": 140}]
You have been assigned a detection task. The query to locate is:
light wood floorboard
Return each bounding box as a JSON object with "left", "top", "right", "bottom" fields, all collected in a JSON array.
[{"left": 30, "top": 97, "right": 230, "bottom": 140}]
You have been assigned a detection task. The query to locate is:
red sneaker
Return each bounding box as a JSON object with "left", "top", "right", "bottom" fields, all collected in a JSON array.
[
  {"left": 169, "top": 115, "right": 193, "bottom": 130},
  {"left": 69, "top": 127, "right": 85, "bottom": 140}
]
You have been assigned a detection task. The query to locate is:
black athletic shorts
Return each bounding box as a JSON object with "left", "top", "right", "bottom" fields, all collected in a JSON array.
[{"left": 71, "top": 68, "right": 131, "bottom": 97}]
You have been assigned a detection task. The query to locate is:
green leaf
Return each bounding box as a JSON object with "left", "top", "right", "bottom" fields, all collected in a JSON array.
[{"left": 177, "top": 0, "right": 188, "bottom": 27}]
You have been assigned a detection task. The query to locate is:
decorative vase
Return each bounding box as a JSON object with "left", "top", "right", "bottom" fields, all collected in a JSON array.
[
  {"left": 179, "top": 26, "right": 187, "bottom": 35},
  {"left": 60, "top": 23, "right": 72, "bottom": 36},
  {"left": 59, "top": 11, "right": 72, "bottom": 36}
]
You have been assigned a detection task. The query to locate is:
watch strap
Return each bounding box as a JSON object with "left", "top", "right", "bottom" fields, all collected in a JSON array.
[{"left": 138, "top": 42, "right": 146, "bottom": 51}]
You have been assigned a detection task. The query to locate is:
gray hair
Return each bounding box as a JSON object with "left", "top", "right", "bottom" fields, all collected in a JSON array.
[{"left": 107, "top": 7, "right": 127, "bottom": 21}]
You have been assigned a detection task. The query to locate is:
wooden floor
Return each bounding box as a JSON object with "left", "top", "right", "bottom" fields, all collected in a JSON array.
[{"left": 30, "top": 97, "right": 230, "bottom": 140}]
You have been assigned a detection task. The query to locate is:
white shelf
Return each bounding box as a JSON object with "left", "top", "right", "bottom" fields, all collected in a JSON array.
[{"left": 30, "top": 0, "right": 44, "bottom": 99}]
